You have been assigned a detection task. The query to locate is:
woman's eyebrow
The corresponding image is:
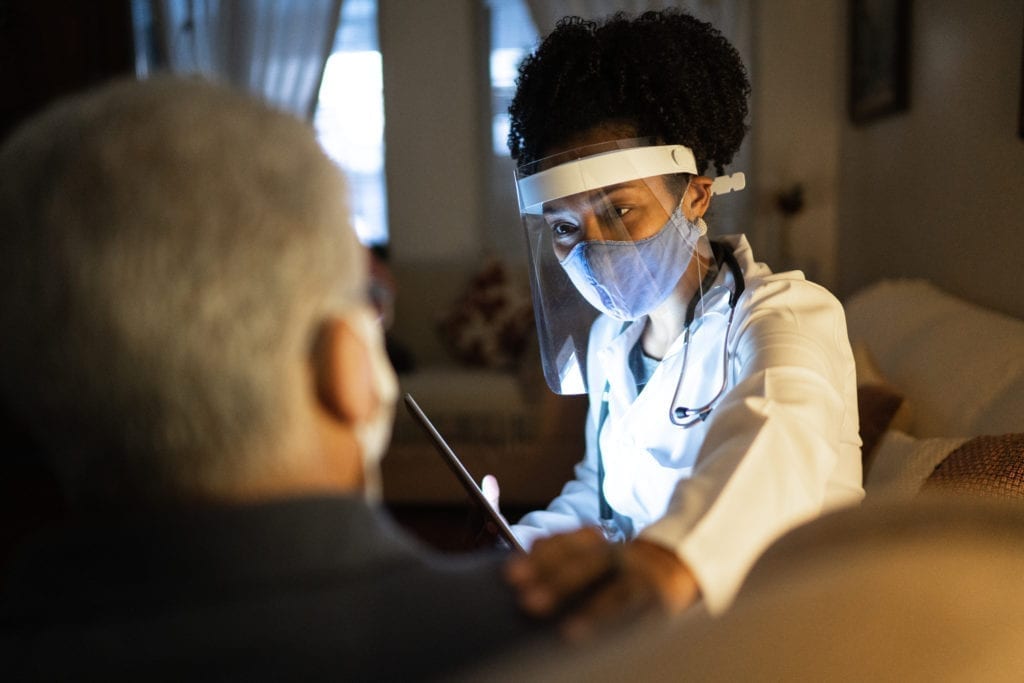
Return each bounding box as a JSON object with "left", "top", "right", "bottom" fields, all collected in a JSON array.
[
  {"left": 542, "top": 203, "right": 571, "bottom": 218},
  {"left": 542, "top": 183, "right": 641, "bottom": 216}
]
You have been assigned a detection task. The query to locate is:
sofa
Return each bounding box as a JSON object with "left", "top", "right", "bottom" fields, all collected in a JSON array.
[
  {"left": 845, "top": 278, "right": 1024, "bottom": 501},
  {"left": 385, "top": 275, "right": 1024, "bottom": 504}
]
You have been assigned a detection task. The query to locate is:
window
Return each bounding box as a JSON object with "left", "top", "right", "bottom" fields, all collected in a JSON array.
[
  {"left": 487, "top": 0, "right": 538, "bottom": 157},
  {"left": 314, "top": 0, "right": 388, "bottom": 246}
]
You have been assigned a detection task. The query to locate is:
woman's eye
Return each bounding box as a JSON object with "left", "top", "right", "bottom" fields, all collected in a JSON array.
[
  {"left": 551, "top": 222, "right": 578, "bottom": 238},
  {"left": 602, "top": 203, "right": 632, "bottom": 221}
]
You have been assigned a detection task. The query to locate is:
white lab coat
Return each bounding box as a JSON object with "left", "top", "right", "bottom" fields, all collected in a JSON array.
[{"left": 512, "top": 234, "right": 864, "bottom": 614}]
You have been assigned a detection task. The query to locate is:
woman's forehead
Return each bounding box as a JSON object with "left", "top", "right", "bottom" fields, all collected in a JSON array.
[{"left": 541, "top": 177, "right": 671, "bottom": 215}]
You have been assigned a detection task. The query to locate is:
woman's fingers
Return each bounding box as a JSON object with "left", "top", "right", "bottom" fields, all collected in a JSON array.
[
  {"left": 480, "top": 474, "right": 501, "bottom": 513},
  {"left": 506, "top": 527, "right": 614, "bottom": 616}
]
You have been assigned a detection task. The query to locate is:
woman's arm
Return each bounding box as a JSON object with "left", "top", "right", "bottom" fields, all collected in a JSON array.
[{"left": 641, "top": 276, "right": 864, "bottom": 613}]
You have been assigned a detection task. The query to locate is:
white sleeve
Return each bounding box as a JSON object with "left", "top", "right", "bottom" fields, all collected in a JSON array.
[{"left": 640, "top": 277, "right": 864, "bottom": 614}]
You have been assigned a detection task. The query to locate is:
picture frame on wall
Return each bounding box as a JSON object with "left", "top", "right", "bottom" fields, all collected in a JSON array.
[{"left": 848, "top": 0, "right": 910, "bottom": 125}]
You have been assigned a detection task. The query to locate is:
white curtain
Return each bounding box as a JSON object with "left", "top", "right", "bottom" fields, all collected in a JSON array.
[{"left": 150, "top": 0, "right": 343, "bottom": 120}]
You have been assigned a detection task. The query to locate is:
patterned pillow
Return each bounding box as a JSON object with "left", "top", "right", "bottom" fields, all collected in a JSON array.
[
  {"left": 436, "top": 258, "right": 534, "bottom": 370},
  {"left": 923, "top": 433, "right": 1024, "bottom": 500}
]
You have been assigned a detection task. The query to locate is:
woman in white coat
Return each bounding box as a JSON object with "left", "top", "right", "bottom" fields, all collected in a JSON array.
[{"left": 493, "top": 9, "right": 864, "bottom": 634}]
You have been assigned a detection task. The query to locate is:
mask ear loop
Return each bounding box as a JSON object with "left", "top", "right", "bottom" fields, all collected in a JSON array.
[
  {"left": 694, "top": 219, "right": 710, "bottom": 320},
  {"left": 682, "top": 174, "right": 713, "bottom": 322}
]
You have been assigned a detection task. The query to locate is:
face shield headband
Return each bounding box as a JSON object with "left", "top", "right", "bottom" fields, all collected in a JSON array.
[{"left": 517, "top": 144, "right": 699, "bottom": 214}]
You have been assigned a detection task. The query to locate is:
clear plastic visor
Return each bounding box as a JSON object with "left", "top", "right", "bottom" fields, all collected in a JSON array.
[{"left": 515, "top": 138, "right": 705, "bottom": 395}]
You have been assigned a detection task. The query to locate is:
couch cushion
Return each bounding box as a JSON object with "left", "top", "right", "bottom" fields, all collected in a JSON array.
[
  {"left": 845, "top": 279, "right": 1024, "bottom": 438},
  {"left": 864, "top": 430, "right": 968, "bottom": 499}
]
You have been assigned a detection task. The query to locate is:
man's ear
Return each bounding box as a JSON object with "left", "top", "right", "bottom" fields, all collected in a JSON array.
[
  {"left": 682, "top": 176, "right": 714, "bottom": 221},
  {"left": 311, "top": 317, "right": 376, "bottom": 425}
]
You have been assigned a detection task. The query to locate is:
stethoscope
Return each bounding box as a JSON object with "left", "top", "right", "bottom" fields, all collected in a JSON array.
[
  {"left": 669, "top": 239, "right": 745, "bottom": 426},
  {"left": 596, "top": 239, "right": 746, "bottom": 539}
]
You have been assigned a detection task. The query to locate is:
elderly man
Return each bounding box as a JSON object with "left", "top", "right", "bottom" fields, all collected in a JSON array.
[{"left": 0, "top": 78, "right": 542, "bottom": 680}]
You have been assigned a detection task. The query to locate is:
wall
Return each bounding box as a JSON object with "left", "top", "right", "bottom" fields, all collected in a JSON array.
[
  {"left": 381, "top": 0, "right": 1024, "bottom": 369},
  {"left": 379, "top": 0, "right": 496, "bottom": 364},
  {"left": 379, "top": 0, "right": 490, "bottom": 266},
  {"left": 748, "top": 0, "right": 1024, "bottom": 317},
  {"left": 751, "top": 0, "right": 844, "bottom": 289},
  {"left": 837, "top": 0, "right": 1024, "bottom": 318}
]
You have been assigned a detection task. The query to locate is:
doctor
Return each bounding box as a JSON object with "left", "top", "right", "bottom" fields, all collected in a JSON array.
[{"left": 488, "top": 9, "right": 864, "bottom": 635}]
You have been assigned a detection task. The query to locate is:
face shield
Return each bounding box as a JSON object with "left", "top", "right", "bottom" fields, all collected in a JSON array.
[{"left": 516, "top": 138, "right": 709, "bottom": 395}]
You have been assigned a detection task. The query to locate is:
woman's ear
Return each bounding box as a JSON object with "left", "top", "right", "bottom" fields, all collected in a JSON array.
[
  {"left": 311, "top": 316, "right": 376, "bottom": 426},
  {"left": 682, "top": 176, "right": 714, "bottom": 221}
]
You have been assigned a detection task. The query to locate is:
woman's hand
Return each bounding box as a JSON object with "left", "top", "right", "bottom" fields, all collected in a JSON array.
[
  {"left": 504, "top": 527, "right": 699, "bottom": 640},
  {"left": 481, "top": 474, "right": 503, "bottom": 518}
]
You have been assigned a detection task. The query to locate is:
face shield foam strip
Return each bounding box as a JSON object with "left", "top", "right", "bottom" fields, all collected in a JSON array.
[
  {"left": 517, "top": 145, "right": 698, "bottom": 214},
  {"left": 710, "top": 172, "right": 746, "bottom": 196}
]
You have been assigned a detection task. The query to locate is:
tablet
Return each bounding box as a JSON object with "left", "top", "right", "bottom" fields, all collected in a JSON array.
[{"left": 403, "top": 393, "right": 525, "bottom": 554}]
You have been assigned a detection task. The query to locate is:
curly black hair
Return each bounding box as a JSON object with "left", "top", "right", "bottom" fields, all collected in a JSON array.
[{"left": 507, "top": 9, "right": 750, "bottom": 175}]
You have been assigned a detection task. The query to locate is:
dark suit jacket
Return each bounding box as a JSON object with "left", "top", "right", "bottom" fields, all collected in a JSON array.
[{"left": 0, "top": 496, "right": 544, "bottom": 681}]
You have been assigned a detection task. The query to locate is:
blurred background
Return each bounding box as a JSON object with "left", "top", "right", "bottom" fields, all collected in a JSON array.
[{"left": 3, "top": 0, "right": 1022, "bottom": 546}]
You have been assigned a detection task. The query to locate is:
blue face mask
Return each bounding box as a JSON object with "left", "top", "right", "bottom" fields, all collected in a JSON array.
[{"left": 559, "top": 207, "right": 705, "bottom": 321}]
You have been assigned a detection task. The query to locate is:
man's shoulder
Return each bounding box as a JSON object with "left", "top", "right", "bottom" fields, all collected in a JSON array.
[{"left": 1, "top": 496, "right": 545, "bottom": 680}]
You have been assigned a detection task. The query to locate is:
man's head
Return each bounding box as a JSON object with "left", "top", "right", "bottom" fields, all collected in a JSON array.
[
  {"left": 0, "top": 77, "right": 395, "bottom": 509},
  {"left": 507, "top": 9, "right": 751, "bottom": 175}
]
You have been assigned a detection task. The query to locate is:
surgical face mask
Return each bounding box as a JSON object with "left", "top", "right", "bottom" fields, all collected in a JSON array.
[
  {"left": 559, "top": 206, "right": 706, "bottom": 321},
  {"left": 345, "top": 307, "right": 398, "bottom": 501}
]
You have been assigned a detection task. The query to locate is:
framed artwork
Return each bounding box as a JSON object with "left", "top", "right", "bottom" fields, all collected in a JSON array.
[{"left": 849, "top": 0, "right": 911, "bottom": 125}]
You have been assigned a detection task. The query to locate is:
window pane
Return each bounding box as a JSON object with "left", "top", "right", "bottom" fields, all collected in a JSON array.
[
  {"left": 314, "top": 0, "right": 388, "bottom": 246},
  {"left": 487, "top": 0, "right": 538, "bottom": 156}
]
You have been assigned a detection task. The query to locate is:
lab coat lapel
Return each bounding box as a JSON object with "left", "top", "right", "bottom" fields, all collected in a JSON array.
[
  {"left": 595, "top": 320, "right": 644, "bottom": 415},
  {"left": 614, "top": 286, "right": 732, "bottom": 465}
]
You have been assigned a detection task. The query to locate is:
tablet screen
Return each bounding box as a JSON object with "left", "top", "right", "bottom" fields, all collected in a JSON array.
[{"left": 403, "top": 394, "right": 525, "bottom": 554}]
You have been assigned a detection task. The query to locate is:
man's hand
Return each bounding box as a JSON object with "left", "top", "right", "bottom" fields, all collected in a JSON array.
[{"left": 505, "top": 527, "right": 699, "bottom": 640}]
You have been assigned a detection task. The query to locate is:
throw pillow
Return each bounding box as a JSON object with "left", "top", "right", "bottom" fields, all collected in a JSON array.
[
  {"left": 923, "top": 433, "right": 1024, "bottom": 500},
  {"left": 436, "top": 258, "right": 534, "bottom": 370},
  {"left": 853, "top": 341, "right": 911, "bottom": 475}
]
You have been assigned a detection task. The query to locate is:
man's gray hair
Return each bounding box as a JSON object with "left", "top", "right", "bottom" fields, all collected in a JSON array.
[{"left": 0, "top": 77, "right": 365, "bottom": 506}]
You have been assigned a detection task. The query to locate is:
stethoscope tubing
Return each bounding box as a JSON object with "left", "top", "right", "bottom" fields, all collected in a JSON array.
[
  {"left": 597, "top": 240, "right": 745, "bottom": 529},
  {"left": 669, "top": 240, "right": 745, "bottom": 426}
]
